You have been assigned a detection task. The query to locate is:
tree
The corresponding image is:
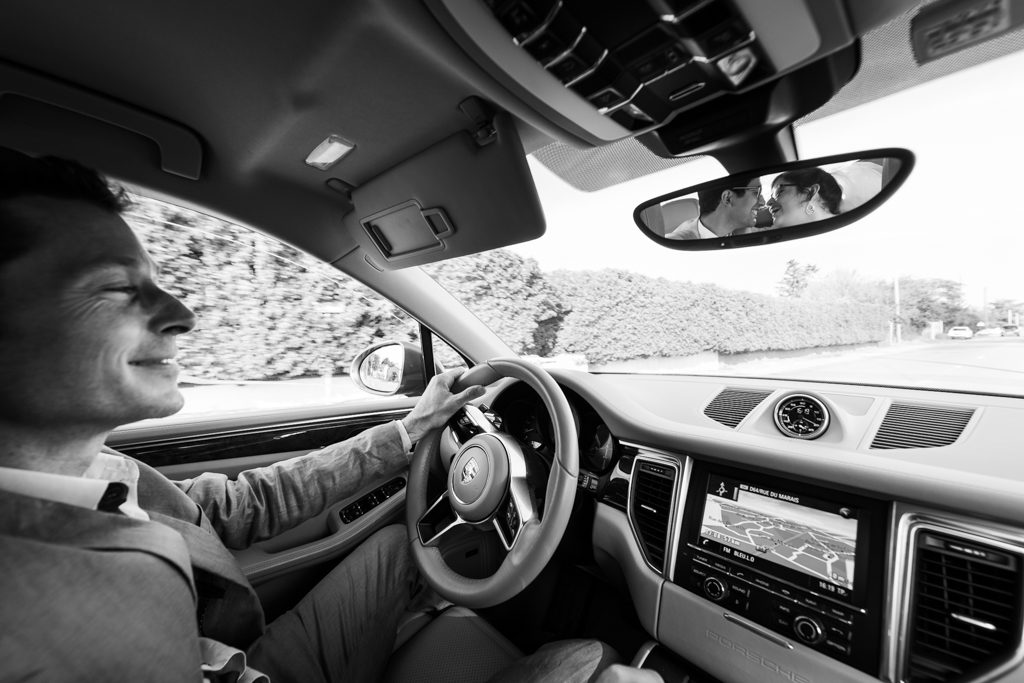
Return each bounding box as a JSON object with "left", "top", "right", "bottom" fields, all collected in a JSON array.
[
  {"left": 777, "top": 260, "right": 819, "bottom": 298},
  {"left": 897, "top": 278, "right": 968, "bottom": 330},
  {"left": 988, "top": 298, "right": 1023, "bottom": 325},
  {"left": 805, "top": 269, "right": 888, "bottom": 305},
  {"left": 423, "top": 250, "right": 567, "bottom": 356}
]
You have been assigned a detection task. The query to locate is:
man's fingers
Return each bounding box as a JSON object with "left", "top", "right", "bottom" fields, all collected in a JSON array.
[
  {"left": 431, "top": 368, "right": 464, "bottom": 389},
  {"left": 453, "top": 385, "right": 486, "bottom": 405}
]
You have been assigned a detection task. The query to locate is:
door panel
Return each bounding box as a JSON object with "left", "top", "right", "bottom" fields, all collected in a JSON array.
[{"left": 106, "top": 398, "right": 417, "bottom": 610}]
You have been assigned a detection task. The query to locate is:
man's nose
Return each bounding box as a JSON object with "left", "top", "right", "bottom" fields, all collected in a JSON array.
[{"left": 146, "top": 285, "right": 197, "bottom": 335}]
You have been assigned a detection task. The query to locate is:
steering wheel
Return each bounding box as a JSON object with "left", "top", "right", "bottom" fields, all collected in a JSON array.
[{"left": 405, "top": 358, "right": 579, "bottom": 608}]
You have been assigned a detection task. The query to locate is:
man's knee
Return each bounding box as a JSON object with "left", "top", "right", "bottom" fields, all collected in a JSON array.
[{"left": 490, "top": 638, "right": 621, "bottom": 683}]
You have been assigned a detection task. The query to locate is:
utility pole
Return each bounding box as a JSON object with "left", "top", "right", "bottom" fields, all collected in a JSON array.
[{"left": 894, "top": 277, "right": 902, "bottom": 344}]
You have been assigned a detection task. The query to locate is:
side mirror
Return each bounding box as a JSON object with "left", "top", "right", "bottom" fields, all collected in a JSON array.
[
  {"left": 350, "top": 341, "right": 440, "bottom": 397},
  {"left": 634, "top": 149, "right": 914, "bottom": 250}
]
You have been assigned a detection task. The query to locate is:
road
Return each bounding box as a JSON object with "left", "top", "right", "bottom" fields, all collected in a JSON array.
[{"left": 724, "top": 338, "right": 1024, "bottom": 395}]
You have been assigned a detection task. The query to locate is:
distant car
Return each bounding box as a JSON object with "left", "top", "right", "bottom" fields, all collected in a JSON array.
[
  {"left": 1002, "top": 325, "right": 1020, "bottom": 337},
  {"left": 948, "top": 326, "right": 974, "bottom": 339},
  {"left": 976, "top": 327, "right": 1004, "bottom": 338}
]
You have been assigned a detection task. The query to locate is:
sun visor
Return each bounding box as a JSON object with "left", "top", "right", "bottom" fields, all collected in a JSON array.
[{"left": 348, "top": 112, "right": 544, "bottom": 269}]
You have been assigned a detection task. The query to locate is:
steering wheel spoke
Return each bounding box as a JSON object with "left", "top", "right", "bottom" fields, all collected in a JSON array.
[
  {"left": 493, "top": 466, "right": 540, "bottom": 552},
  {"left": 415, "top": 490, "right": 469, "bottom": 547}
]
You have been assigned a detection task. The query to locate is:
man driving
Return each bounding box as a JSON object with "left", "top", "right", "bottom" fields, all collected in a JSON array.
[{"left": 0, "top": 150, "right": 658, "bottom": 682}]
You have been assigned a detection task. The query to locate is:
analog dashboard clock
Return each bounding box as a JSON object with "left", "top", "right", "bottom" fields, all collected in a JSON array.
[{"left": 774, "top": 394, "right": 830, "bottom": 439}]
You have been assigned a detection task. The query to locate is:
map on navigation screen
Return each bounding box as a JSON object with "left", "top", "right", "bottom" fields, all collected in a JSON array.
[{"left": 699, "top": 480, "right": 857, "bottom": 591}]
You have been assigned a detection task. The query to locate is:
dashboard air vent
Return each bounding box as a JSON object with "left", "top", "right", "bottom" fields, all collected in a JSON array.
[
  {"left": 704, "top": 388, "right": 772, "bottom": 428},
  {"left": 904, "top": 531, "right": 1023, "bottom": 682},
  {"left": 601, "top": 478, "right": 629, "bottom": 512},
  {"left": 630, "top": 460, "right": 677, "bottom": 573},
  {"left": 871, "top": 404, "right": 974, "bottom": 449}
]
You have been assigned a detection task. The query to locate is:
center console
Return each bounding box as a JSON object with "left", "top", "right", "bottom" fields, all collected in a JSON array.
[{"left": 674, "top": 462, "right": 889, "bottom": 675}]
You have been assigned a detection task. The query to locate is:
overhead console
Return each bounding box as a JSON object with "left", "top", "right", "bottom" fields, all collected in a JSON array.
[{"left": 425, "top": 0, "right": 905, "bottom": 162}]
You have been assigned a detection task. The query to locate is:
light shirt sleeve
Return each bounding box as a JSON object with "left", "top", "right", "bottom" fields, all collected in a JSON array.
[{"left": 394, "top": 418, "right": 413, "bottom": 453}]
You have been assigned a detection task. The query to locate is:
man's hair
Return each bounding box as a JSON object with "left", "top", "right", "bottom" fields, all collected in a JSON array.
[
  {"left": 698, "top": 176, "right": 760, "bottom": 214},
  {"left": 774, "top": 167, "right": 843, "bottom": 215},
  {"left": 0, "top": 148, "right": 130, "bottom": 264}
]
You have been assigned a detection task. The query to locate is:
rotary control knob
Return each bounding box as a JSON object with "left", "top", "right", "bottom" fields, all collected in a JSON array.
[
  {"left": 792, "top": 615, "right": 826, "bottom": 645},
  {"left": 702, "top": 576, "right": 729, "bottom": 602}
]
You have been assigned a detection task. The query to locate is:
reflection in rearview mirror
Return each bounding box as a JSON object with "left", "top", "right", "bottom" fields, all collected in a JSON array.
[{"left": 635, "top": 150, "right": 913, "bottom": 249}]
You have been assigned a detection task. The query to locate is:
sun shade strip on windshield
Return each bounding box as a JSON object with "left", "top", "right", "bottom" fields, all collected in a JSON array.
[
  {"left": 703, "top": 388, "right": 773, "bottom": 428},
  {"left": 870, "top": 403, "right": 975, "bottom": 449}
]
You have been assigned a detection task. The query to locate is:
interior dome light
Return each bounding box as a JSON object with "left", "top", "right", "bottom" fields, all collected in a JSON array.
[{"left": 305, "top": 135, "right": 355, "bottom": 170}]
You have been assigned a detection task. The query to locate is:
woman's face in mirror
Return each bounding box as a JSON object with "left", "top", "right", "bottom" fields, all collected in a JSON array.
[{"left": 768, "top": 181, "right": 814, "bottom": 228}]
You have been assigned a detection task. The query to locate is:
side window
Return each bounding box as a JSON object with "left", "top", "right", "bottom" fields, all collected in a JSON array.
[
  {"left": 432, "top": 335, "right": 469, "bottom": 372},
  {"left": 125, "top": 196, "right": 421, "bottom": 424}
]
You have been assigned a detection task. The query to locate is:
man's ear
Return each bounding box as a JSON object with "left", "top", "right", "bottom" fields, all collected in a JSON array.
[{"left": 721, "top": 190, "right": 733, "bottom": 206}]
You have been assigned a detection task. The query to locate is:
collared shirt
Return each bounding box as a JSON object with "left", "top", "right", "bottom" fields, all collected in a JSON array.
[
  {"left": 0, "top": 452, "right": 269, "bottom": 682},
  {"left": 695, "top": 219, "right": 717, "bottom": 239},
  {"left": 665, "top": 217, "right": 718, "bottom": 240},
  {"left": 0, "top": 452, "right": 149, "bottom": 520}
]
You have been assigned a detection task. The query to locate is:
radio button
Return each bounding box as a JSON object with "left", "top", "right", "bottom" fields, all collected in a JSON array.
[
  {"left": 711, "top": 560, "right": 730, "bottom": 573},
  {"left": 828, "top": 624, "right": 852, "bottom": 642},
  {"left": 826, "top": 606, "right": 853, "bottom": 623},
  {"left": 753, "top": 577, "right": 772, "bottom": 590},
  {"left": 773, "top": 615, "right": 792, "bottom": 631},
  {"left": 824, "top": 640, "right": 852, "bottom": 656},
  {"left": 691, "top": 565, "right": 709, "bottom": 578},
  {"left": 728, "top": 582, "right": 750, "bottom": 598},
  {"left": 702, "top": 576, "right": 729, "bottom": 602},
  {"left": 774, "top": 601, "right": 794, "bottom": 616},
  {"left": 793, "top": 616, "right": 826, "bottom": 645}
]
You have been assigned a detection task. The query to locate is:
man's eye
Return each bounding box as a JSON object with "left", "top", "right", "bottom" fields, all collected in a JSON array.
[{"left": 105, "top": 285, "right": 138, "bottom": 295}]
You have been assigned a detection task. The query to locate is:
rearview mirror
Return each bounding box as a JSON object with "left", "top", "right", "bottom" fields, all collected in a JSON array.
[{"left": 634, "top": 149, "right": 914, "bottom": 250}]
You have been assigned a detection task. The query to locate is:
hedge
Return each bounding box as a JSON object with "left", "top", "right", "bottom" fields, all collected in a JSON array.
[
  {"left": 549, "top": 269, "right": 889, "bottom": 365},
  {"left": 127, "top": 194, "right": 890, "bottom": 379}
]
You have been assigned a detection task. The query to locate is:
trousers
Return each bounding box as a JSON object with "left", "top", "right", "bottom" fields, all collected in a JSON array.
[{"left": 246, "top": 525, "right": 617, "bottom": 683}]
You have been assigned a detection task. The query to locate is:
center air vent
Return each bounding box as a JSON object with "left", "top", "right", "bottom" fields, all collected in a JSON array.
[
  {"left": 704, "top": 388, "right": 772, "bottom": 428},
  {"left": 871, "top": 403, "right": 974, "bottom": 449},
  {"left": 903, "top": 530, "right": 1023, "bottom": 682},
  {"left": 629, "top": 459, "right": 678, "bottom": 573}
]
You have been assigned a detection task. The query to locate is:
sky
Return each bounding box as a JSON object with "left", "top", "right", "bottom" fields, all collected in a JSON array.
[{"left": 510, "top": 49, "right": 1024, "bottom": 309}]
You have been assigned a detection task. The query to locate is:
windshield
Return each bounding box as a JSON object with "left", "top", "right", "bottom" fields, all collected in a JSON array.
[{"left": 426, "top": 50, "right": 1024, "bottom": 397}]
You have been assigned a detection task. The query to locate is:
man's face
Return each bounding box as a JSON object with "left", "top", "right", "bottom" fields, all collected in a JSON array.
[
  {"left": 726, "top": 180, "right": 764, "bottom": 228},
  {"left": 0, "top": 197, "right": 196, "bottom": 431}
]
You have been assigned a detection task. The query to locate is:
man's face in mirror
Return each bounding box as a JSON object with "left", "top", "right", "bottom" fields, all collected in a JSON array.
[
  {"left": 723, "top": 178, "right": 764, "bottom": 229},
  {"left": 0, "top": 197, "right": 197, "bottom": 431}
]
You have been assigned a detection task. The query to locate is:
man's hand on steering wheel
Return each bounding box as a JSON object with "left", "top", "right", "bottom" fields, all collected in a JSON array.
[
  {"left": 406, "top": 359, "right": 579, "bottom": 608},
  {"left": 402, "top": 368, "right": 486, "bottom": 443}
]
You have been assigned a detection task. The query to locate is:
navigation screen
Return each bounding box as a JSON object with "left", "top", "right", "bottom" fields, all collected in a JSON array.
[{"left": 699, "top": 477, "right": 858, "bottom": 593}]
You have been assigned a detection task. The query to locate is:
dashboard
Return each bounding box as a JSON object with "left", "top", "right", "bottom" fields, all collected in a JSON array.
[{"left": 482, "top": 369, "right": 1024, "bottom": 683}]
